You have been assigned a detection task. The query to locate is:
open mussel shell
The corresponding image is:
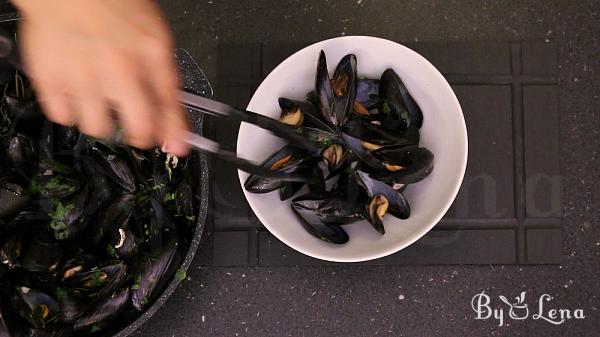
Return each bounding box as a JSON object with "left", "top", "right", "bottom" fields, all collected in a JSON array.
[
  {"left": 12, "top": 287, "right": 60, "bottom": 329},
  {"left": 315, "top": 50, "right": 336, "bottom": 126},
  {"left": 131, "top": 234, "right": 180, "bottom": 311},
  {"left": 7, "top": 134, "right": 37, "bottom": 177},
  {"left": 291, "top": 199, "right": 350, "bottom": 244},
  {"left": 356, "top": 79, "right": 380, "bottom": 110},
  {"left": 47, "top": 185, "right": 89, "bottom": 241},
  {"left": 341, "top": 114, "right": 420, "bottom": 147},
  {"left": 290, "top": 185, "right": 365, "bottom": 244},
  {"left": 331, "top": 54, "right": 358, "bottom": 126},
  {"left": 244, "top": 145, "right": 314, "bottom": 194},
  {"left": 62, "top": 260, "right": 128, "bottom": 302},
  {"left": 370, "top": 145, "right": 434, "bottom": 184},
  {"left": 34, "top": 160, "right": 82, "bottom": 200},
  {"left": 89, "top": 143, "right": 136, "bottom": 193},
  {"left": 379, "top": 68, "right": 423, "bottom": 129},
  {"left": 278, "top": 97, "right": 333, "bottom": 132},
  {"left": 340, "top": 133, "right": 384, "bottom": 170},
  {"left": 74, "top": 288, "right": 130, "bottom": 332},
  {"left": 0, "top": 177, "right": 30, "bottom": 219},
  {"left": 86, "top": 194, "right": 134, "bottom": 246},
  {"left": 1, "top": 96, "right": 44, "bottom": 138},
  {"left": 354, "top": 170, "right": 410, "bottom": 234}
]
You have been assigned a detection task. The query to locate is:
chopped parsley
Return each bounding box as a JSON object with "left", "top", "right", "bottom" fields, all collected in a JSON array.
[
  {"left": 175, "top": 268, "right": 187, "bottom": 282},
  {"left": 49, "top": 202, "right": 75, "bottom": 231}
]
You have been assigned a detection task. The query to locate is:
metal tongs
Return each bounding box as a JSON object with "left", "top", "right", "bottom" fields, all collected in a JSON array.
[{"left": 0, "top": 30, "right": 316, "bottom": 181}]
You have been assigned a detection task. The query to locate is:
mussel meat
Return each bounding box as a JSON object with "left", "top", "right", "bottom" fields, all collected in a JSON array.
[
  {"left": 354, "top": 170, "right": 410, "bottom": 234},
  {"left": 73, "top": 288, "right": 130, "bottom": 332},
  {"left": 370, "top": 145, "right": 434, "bottom": 184},
  {"left": 12, "top": 287, "right": 59, "bottom": 329},
  {"left": 244, "top": 145, "right": 314, "bottom": 194}
]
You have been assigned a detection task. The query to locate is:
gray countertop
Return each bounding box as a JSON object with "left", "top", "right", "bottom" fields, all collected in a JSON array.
[{"left": 134, "top": 1, "right": 600, "bottom": 336}]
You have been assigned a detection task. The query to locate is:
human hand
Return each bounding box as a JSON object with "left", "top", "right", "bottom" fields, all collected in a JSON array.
[{"left": 12, "top": 0, "right": 190, "bottom": 155}]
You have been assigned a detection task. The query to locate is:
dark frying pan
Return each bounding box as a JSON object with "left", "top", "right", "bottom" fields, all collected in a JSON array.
[{"left": 0, "top": 17, "right": 211, "bottom": 337}]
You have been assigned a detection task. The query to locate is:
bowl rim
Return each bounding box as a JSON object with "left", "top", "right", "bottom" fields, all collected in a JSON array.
[{"left": 237, "top": 35, "right": 468, "bottom": 262}]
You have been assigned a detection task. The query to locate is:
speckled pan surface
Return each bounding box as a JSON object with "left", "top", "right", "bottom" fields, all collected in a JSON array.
[{"left": 112, "top": 49, "right": 212, "bottom": 337}]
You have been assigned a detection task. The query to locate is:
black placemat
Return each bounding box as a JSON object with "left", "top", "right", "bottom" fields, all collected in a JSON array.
[{"left": 204, "top": 40, "right": 561, "bottom": 266}]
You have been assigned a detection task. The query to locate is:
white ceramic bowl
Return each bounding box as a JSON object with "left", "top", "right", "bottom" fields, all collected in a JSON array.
[{"left": 237, "top": 36, "right": 467, "bottom": 262}]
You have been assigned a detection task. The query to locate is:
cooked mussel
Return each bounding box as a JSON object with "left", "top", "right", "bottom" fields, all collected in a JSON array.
[
  {"left": 7, "top": 134, "right": 37, "bottom": 176},
  {"left": 315, "top": 51, "right": 336, "bottom": 126},
  {"left": 62, "top": 260, "right": 127, "bottom": 302},
  {"left": 355, "top": 79, "right": 379, "bottom": 110},
  {"left": 291, "top": 192, "right": 353, "bottom": 244},
  {"left": 74, "top": 288, "right": 130, "bottom": 332},
  {"left": 131, "top": 235, "right": 180, "bottom": 311},
  {"left": 378, "top": 68, "right": 423, "bottom": 129},
  {"left": 331, "top": 54, "right": 357, "bottom": 126},
  {"left": 278, "top": 97, "right": 333, "bottom": 132},
  {"left": 370, "top": 145, "right": 434, "bottom": 184},
  {"left": 0, "top": 177, "right": 30, "bottom": 219},
  {"left": 89, "top": 143, "right": 136, "bottom": 192},
  {"left": 47, "top": 185, "right": 89, "bottom": 240},
  {"left": 20, "top": 231, "right": 63, "bottom": 273},
  {"left": 354, "top": 170, "right": 410, "bottom": 234},
  {"left": 34, "top": 161, "right": 82, "bottom": 199},
  {"left": 12, "top": 287, "right": 59, "bottom": 329},
  {"left": 244, "top": 145, "right": 314, "bottom": 193},
  {"left": 341, "top": 114, "right": 420, "bottom": 147}
]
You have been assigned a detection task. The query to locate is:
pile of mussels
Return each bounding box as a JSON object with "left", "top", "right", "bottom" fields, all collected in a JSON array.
[
  {"left": 244, "top": 51, "right": 434, "bottom": 244},
  {"left": 0, "top": 70, "right": 199, "bottom": 336}
]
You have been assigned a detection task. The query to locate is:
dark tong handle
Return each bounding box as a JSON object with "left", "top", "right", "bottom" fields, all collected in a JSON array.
[{"left": 178, "top": 90, "right": 318, "bottom": 152}]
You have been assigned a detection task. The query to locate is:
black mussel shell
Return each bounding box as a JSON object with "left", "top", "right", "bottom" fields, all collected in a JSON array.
[
  {"left": 0, "top": 177, "right": 30, "bottom": 219},
  {"left": 0, "top": 232, "right": 23, "bottom": 270},
  {"left": 47, "top": 185, "right": 89, "bottom": 240},
  {"left": 292, "top": 188, "right": 364, "bottom": 227},
  {"left": 279, "top": 182, "right": 304, "bottom": 201},
  {"left": 34, "top": 160, "right": 82, "bottom": 200},
  {"left": 1, "top": 96, "right": 44, "bottom": 137},
  {"left": 331, "top": 54, "right": 358, "bottom": 126},
  {"left": 89, "top": 144, "right": 136, "bottom": 193},
  {"left": 379, "top": 68, "right": 423, "bottom": 129},
  {"left": 370, "top": 145, "right": 434, "bottom": 184},
  {"left": 86, "top": 194, "right": 134, "bottom": 245},
  {"left": 131, "top": 234, "right": 180, "bottom": 311},
  {"left": 13, "top": 287, "right": 60, "bottom": 329},
  {"left": 340, "top": 133, "right": 384, "bottom": 170},
  {"left": 291, "top": 201, "right": 350, "bottom": 244},
  {"left": 74, "top": 288, "right": 130, "bottom": 332},
  {"left": 356, "top": 79, "right": 380, "bottom": 110},
  {"left": 315, "top": 50, "right": 336, "bottom": 126},
  {"left": 341, "top": 114, "right": 420, "bottom": 147},
  {"left": 354, "top": 170, "right": 410, "bottom": 234},
  {"left": 244, "top": 145, "right": 314, "bottom": 194},
  {"left": 20, "top": 231, "right": 63, "bottom": 273},
  {"left": 56, "top": 291, "right": 86, "bottom": 323},
  {"left": 52, "top": 126, "right": 79, "bottom": 152},
  {"left": 7, "top": 134, "right": 37, "bottom": 176},
  {"left": 278, "top": 97, "right": 333, "bottom": 132},
  {"left": 62, "top": 260, "right": 128, "bottom": 302}
]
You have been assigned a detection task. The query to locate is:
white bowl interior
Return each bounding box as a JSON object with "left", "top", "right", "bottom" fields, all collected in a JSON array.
[{"left": 237, "top": 36, "right": 467, "bottom": 262}]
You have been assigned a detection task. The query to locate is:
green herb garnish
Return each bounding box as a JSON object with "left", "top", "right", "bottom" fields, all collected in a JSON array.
[{"left": 175, "top": 268, "right": 187, "bottom": 282}]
